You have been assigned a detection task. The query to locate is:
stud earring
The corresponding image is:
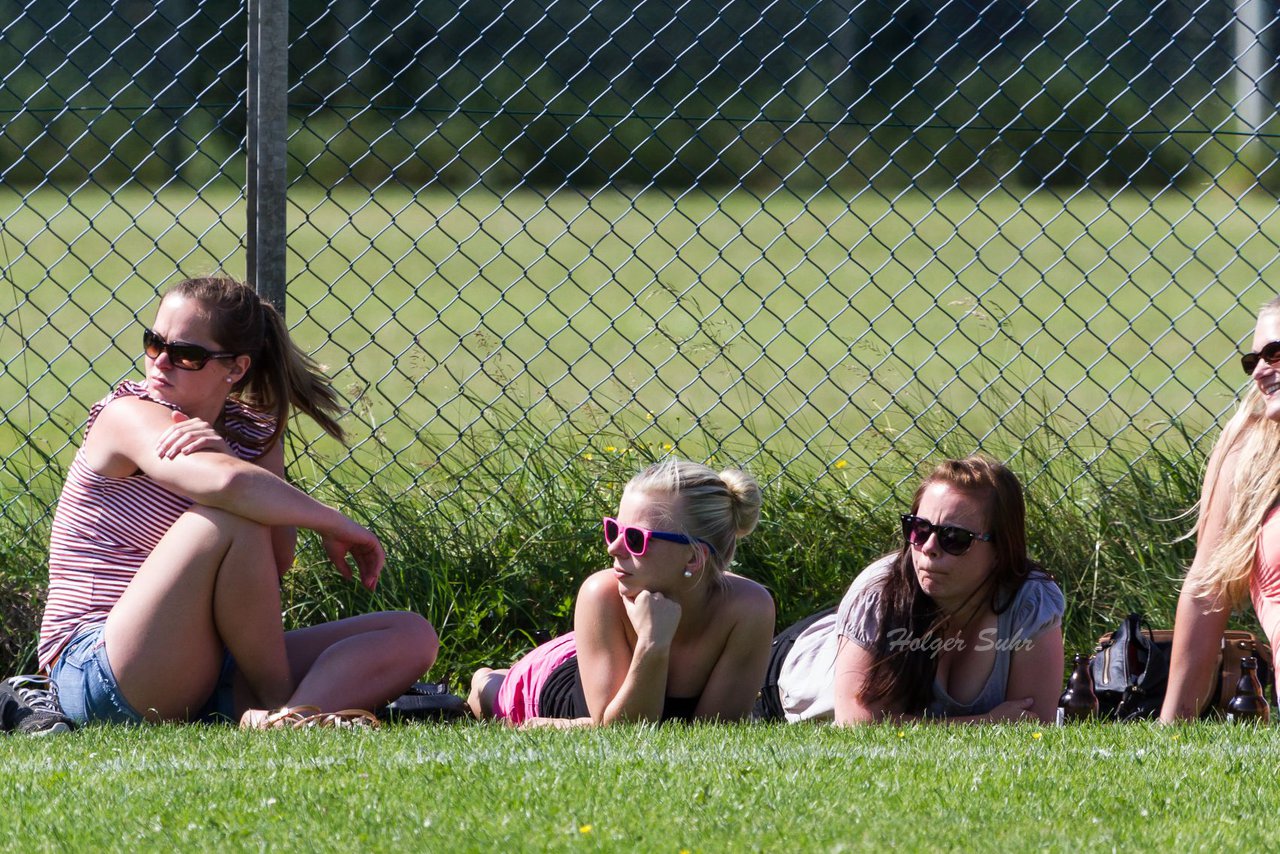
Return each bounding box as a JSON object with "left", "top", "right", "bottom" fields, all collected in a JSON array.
[
  {"left": 683, "top": 570, "right": 693, "bottom": 578},
  {"left": 226, "top": 377, "right": 235, "bottom": 384}
]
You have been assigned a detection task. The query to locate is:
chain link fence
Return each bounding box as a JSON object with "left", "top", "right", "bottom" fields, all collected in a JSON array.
[{"left": 3, "top": 0, "right": 1279, "bottom": 533}]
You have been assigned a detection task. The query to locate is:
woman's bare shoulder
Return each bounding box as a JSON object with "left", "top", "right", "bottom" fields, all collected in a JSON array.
[
  {"left": 578, "top": 567, "right": 620, "bottom": 596},
  {"left": 575, "top": 569, "right": 627, "bottom": 617},
  {"left": 720, "top": 572, "right": 776, "bottom": 619},
  {"left": 83, "top": 391, "right": 177, "bottom": 466}
]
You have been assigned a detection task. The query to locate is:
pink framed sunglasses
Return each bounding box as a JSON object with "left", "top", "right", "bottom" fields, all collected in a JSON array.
[{"left": 603, "top": 517, "right": 717, "bottom": 556}]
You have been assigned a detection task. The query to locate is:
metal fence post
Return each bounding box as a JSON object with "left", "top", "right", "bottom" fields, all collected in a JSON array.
[
  {"left": 1234, "top": 0, "right": 1270, "bottom": 167},
  {"left": 246, "top": 0, "right": 288, "bottom": 315}
]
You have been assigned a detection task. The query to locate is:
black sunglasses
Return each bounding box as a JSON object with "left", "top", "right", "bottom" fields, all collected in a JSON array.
[
  {"left": 901, "top": 514, "right": 993, "bottom": 556},
  {"left": 143, "top": 328, "right": 238, "bottom": 371},
  {"left": 1241, "top": 340, "right": 1280, "bottom": 376}
]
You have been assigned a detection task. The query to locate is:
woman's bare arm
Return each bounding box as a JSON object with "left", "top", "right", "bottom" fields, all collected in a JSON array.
[
  {"left": 1161, "top": 441, "right": 1239, "bottom": 721},
  {"left": 690, "top": 580, "right": 775, "bottom": 721},
  {"left": 573, "top": 571, "right": 673, "bottom": 724},
  {"left": 84, "top": 396, "right": 380, "bottom": 587}
]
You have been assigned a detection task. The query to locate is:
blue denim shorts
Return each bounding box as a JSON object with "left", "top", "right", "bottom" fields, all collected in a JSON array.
[{"left": 50, "top": 625, "right": 238, "bottom": 725}]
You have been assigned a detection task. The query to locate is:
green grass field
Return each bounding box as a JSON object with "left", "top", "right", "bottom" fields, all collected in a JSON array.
[
  {"left": 2, "top": 720, "right": 1274, "bottom": 850},
  {"left": 2, "top": 183, "right": 1272, "bottom": 497},
  {"left": 2, "top": 184, "right": 1276, "bottom": 850},
  {"left": 2, "top": 182, "right": 1266, "bottom": 682}
]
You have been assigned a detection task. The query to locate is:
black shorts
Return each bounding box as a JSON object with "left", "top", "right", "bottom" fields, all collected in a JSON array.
[
  {"left": 537, "top": 655, "right": 589, "bottom": 719},
  {"left": 536, "top": 654, "right": 700, "bottom": 722}
]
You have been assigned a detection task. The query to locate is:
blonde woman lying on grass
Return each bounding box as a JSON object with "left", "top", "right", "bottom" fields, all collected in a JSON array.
[
  {"left": 1164, "top": 295, "right": 1280, "bottom": 721},
  {"left": 468, "top": 459, "right": 775, "bottom": 726}
]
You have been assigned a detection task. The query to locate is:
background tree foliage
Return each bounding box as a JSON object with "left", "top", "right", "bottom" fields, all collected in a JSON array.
[{"left": 0, "top": 0, "right": 1248, "bottom": 191}]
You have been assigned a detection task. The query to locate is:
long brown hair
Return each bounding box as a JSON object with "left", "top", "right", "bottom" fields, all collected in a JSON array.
[
  {"left": 858, "top": 454, "right": 1043, "bottom": 713},
  {"left": 167, "top": 276, "right": 344, "bottom": 451}
]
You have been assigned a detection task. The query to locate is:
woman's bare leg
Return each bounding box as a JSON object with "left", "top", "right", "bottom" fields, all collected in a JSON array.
[
  {"left": 270, "top": 611, "right": 438, "bottom": 713},
  {"left": 104, "top": 506, "right": 290, "bottom": 721},
  {"left": 467, "top": 667, "right": 508, "bottom": 719},
  {"left": 521, "top": 716, "right": 593, "bottom": 728}
]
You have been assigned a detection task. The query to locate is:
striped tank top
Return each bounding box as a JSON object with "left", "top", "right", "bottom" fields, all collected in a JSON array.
[{"left": 38, "top": 381, "right": 275, "bottom": 671}]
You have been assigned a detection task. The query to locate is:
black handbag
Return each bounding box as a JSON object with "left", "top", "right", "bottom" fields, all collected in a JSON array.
[
  {"left": 1091, "top": 613, "right": 1170, "bottom": 719},
  {"left": 1091, "top": 612, "right": 1273, "bottom": 720}
]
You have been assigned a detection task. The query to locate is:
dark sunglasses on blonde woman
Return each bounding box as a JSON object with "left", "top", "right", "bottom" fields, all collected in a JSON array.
[{"left": 1241, "top": 340, "right": 1280, "bottom": 376}]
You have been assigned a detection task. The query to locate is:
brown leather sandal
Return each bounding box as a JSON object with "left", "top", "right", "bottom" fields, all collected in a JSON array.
[
  {"left": 241, "top": 705, "right": 323, "bottom": 730},
  {"left": 293, "top": 708, "right": 380, "bottom": 729}
]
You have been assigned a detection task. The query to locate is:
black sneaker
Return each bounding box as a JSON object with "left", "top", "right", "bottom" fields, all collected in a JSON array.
[{"left": 0, "top": 675, "right": 75, "bottom": 735}]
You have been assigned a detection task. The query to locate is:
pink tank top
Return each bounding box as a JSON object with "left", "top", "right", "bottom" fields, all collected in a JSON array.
[{"left": 1250, "top": 505, "right": 1280, "bottom": 650}]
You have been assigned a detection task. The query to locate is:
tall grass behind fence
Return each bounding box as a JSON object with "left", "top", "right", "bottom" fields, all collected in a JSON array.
[
  {"left": 0, "top": 406, "right": 1218, "bottom": 681},
  {"left": 3, "top": 0, "right": 1279, "bottom": 673}
]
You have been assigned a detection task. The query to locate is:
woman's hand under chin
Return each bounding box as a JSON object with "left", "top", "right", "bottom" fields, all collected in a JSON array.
[{"left": 622, "top": 589, "right": 682, "bottom": 648}]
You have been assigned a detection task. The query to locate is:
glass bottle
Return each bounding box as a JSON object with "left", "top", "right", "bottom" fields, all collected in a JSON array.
[
  {"left": 1057, "top": 653, "right": 1099, "bottom": 725},
  {"left": 1226, "top": 656, "right": 1270, "bottom": 723}
]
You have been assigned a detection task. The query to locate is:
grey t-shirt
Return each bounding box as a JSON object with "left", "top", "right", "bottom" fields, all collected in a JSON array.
[{"left": 776, "top": 555, "right": 1065, "bottom": 721}]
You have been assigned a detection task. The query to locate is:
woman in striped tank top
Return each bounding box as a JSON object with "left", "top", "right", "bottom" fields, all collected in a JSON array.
[{"left": 40, "top": 276, "right": 438, "bottom": 727}]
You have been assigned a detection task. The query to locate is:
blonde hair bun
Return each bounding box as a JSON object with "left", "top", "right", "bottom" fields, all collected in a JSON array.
[{"left": 718, "top": 468, "right": 762, "bottom": 538}]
